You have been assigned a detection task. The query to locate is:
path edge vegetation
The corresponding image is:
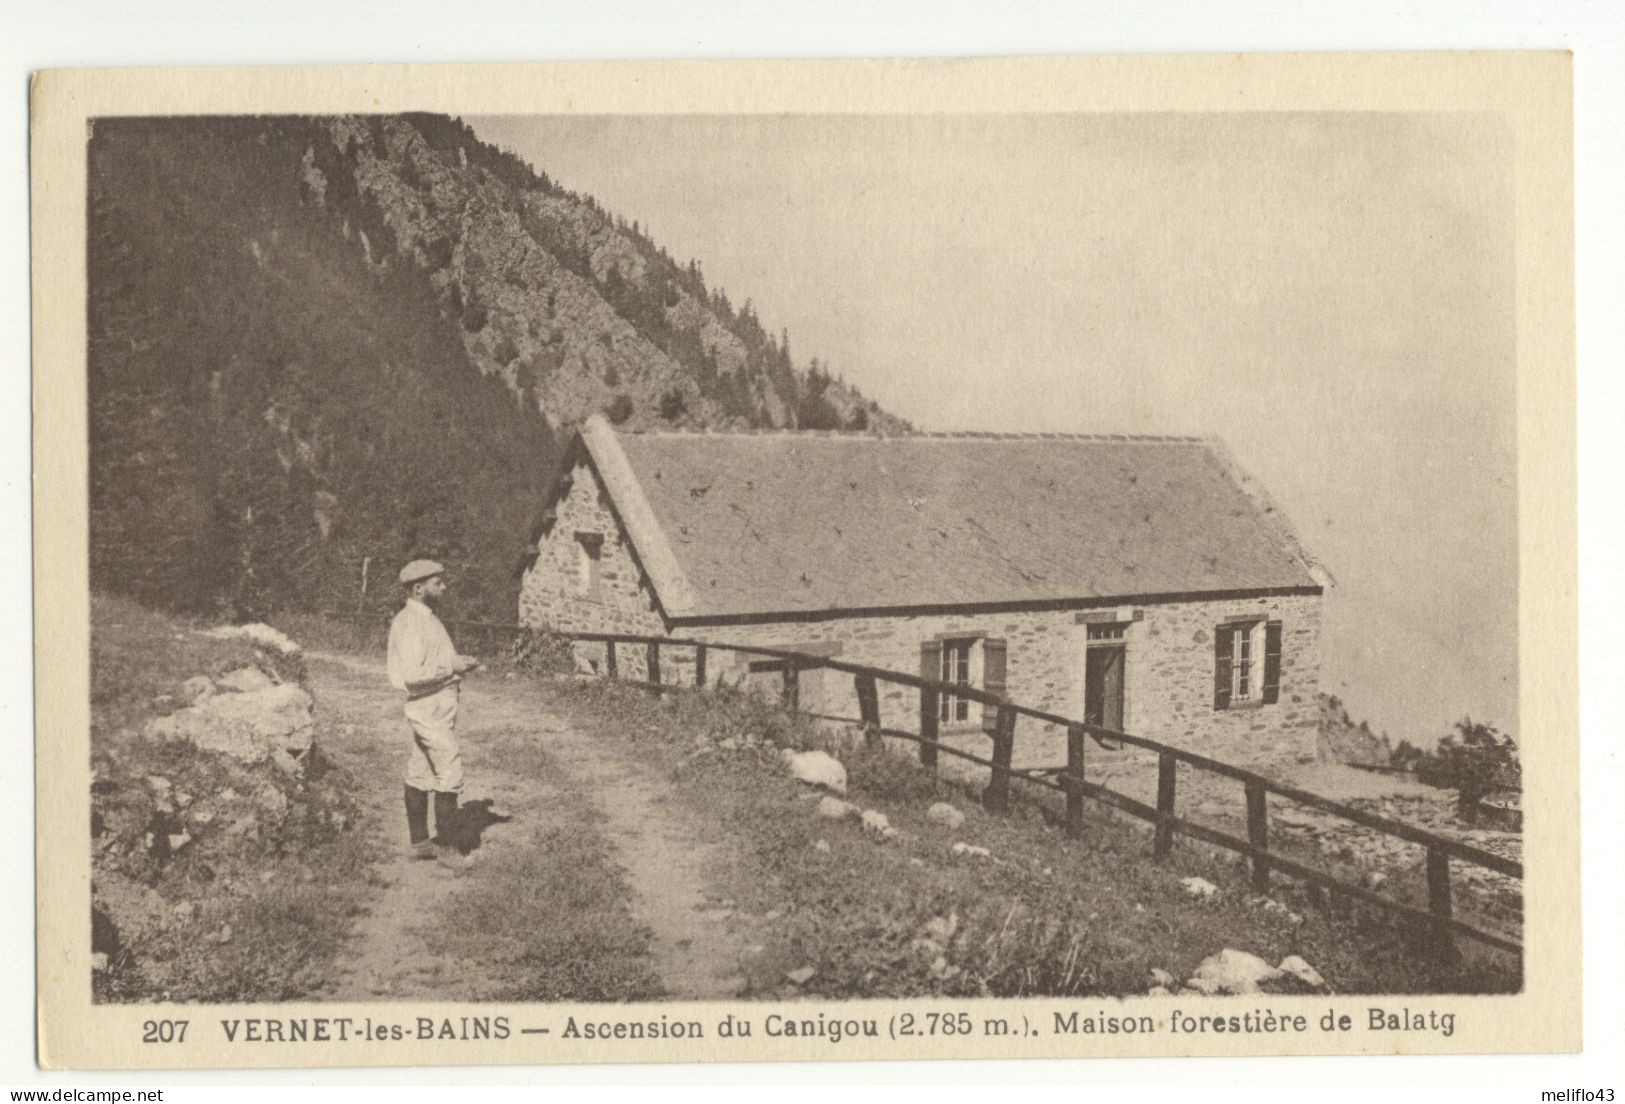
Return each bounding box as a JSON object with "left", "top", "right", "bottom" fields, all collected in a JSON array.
[
  {"left": 91, "top": 596, "right": 373, "bottom": 1003},
  {"left": 544, "top": 672, "right": 1521, "bottom": 999},
  {"left": 88, "top": 600, "right": 1521, "bottom": 1002}
]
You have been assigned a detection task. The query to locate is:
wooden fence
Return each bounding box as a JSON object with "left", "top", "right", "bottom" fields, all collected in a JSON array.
[{"left": 338, "top": 614, "right": 1522, "bottom": 958}]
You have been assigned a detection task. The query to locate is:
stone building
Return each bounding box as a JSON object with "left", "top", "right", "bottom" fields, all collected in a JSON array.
[{"left": 519, "top": 415, "right": 1331, "bottom": 767}]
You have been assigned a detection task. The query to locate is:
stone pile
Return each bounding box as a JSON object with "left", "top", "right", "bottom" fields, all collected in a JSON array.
[
  {"left": 1145, "top": 948, "right": 1330, "bottom": 997},
  {"left": 146, "top": 664, "right": 314, "bottom": 773}
]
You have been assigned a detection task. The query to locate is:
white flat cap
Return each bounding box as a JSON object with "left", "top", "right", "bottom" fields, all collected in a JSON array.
[{"left": 398, "top": 559, "right": 445, "bottom": 586}]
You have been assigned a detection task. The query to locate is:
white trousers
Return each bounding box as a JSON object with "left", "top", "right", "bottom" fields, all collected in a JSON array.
[{"left": 402, "top": 685, "right": 463, "bottom": 793}]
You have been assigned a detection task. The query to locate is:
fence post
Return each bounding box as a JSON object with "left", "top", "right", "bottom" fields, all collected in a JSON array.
[
  {"left": 1426, "top": 848, "right": 1457, "bottom": 958},
  {"left": 1245, "top": 780, "right": 1270, "bottom": 892},
  {"left": 647, "top": 641, "right": 662, "bottom": 686},
  {"left": 694, "top": 644, "right": 707, "bottom": 689},
  {"left": 855, "top": 673, "right": 880, "bottom": 747},
  {"left": 1154, "top": 751, "right": 1177, "bottom": 860},
  {"left": 1065, "top": 724, "right": 1086, "bottom": 838},
  {"left": 918, "top": 687, "right": 940, "bottom": 772},
  {"left": 982, "top": 703, "right": 1016, "bottom": 814},
  {"left": 782, "top": 659, "right": 800, "bottom": 712},
  {"left": 605, "top": 640, "right": 618, "bottom": 680}
]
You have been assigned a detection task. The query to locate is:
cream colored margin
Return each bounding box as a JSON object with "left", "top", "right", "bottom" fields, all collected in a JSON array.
[{"left": 31, "top": 53, "right": 1577, "bottom": 1070}]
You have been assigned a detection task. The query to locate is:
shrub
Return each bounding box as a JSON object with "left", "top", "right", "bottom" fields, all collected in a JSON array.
[
  {"left": 504, "top": 626, "right": 576, "bottom": 677},
  {"left": 605, "top": 394, "right": 634, "bottom": 424},
  {"left": 840, "top": 739, "right": 944, "bottom": 804},
  {"left": 490, "top": 332, "right": 519, "bottom": 365},
  {"left": 1413, "top": 718, "right": 1520, "bottom": 822},
  {"left": 659, "top": 388, "right": 688, "bottom": 421}
]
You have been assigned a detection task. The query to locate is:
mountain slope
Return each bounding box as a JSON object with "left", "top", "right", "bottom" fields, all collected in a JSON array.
[
  {"left": 312, "top": 113, "right": 904, "bottom": 436},
  {"left": 87, "top": 114, "right": 907, "bottom": 621}
]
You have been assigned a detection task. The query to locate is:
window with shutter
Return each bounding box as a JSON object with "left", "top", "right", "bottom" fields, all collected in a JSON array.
[
  {"left": 940, "top": 637, "right": 974, "bottom": 723},
  {"left": 1215, "top": 618, "right": 1285, "bottom": 709},
  {"left": 923, "top": 636, "right": 1006, "bottom": 728}
]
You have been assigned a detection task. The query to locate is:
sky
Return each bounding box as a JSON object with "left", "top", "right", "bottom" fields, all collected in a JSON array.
[{"left": 471, "top": 112, "right": 1518, "bottom": 746}]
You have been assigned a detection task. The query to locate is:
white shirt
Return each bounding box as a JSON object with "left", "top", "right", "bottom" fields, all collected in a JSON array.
[{"left": 387, "top": 599, "right": 460, "bottom": 696}]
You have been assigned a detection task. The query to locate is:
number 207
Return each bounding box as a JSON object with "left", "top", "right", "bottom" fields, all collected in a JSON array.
[{"left": 142, "top": 1019, "right": 188, "bottom": 1043}]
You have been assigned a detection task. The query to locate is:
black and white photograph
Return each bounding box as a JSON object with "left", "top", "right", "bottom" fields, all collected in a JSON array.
[{"left": 29, "top": 53, "right": 1580, "bottom": 1069}]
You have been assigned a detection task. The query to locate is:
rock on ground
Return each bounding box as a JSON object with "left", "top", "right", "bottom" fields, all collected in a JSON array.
[
  {"left": 817, "top": 796, "right": 857, "bottom": 820},
  {"left": 786, "top": 751, "right": 847, "bottom": 795},
  {"left": 1276, "top": 955, "right": 1327, "bottom": 989},
  {"left": 926, "top": 802, "right": 966, "bottom": 830},
  {"left": 1181, "top": 876, "right": 1219, "bottom": 899},
  {"left": 1187, "top": 949, "right": 1283, "bottom": 995},
  {"left": 216, "top": 666, "right": 275, "bottom": 693},
  {"left": 951, "top": 842, "right": 992, "bottom": 858},
  {"left": 147, "top": 683, "right": 315, "bottom": 764}
]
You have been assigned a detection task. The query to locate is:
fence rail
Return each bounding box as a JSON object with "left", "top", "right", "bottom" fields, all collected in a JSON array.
[{"left": 330, "top": 613, "right": 1521, "bottom": 958}]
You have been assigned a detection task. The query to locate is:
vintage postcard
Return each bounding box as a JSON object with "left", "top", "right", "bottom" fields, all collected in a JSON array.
[{"left": 32, "top": 53, "right": 1577, "bottom": 1069}]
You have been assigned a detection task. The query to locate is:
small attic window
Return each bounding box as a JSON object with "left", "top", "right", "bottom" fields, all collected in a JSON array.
[{"left": 575, "top": 532, "right": 604, "bottom": 599}]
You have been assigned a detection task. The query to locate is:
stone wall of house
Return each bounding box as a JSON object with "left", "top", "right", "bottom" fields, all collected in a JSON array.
[
  {"left": 518, "top": 458, "right": 1323, "bottom": 767},
  {"left": 682, "top": 593, "right": 1323, "bottom": 769},
  {"left": 518, "top": 458, "right": 666, "bottom": 678}
]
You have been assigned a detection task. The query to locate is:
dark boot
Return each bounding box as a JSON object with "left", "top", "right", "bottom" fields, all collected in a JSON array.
[
  {"left": 432, "top": 791, "right": 460, "bottom": 849},
  {"left": 433, "top": 791, "right": 471, "bottom": 869},
  {"left": 404, "top": 786, "right": 433, "bottom": 859}
]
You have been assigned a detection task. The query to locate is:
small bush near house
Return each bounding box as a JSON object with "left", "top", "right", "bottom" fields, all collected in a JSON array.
[
  {"left": 503, "top": 626, "right": 577, "bottom": 677},
  {"left": 659, "top": 388, "right": 688, "bottom": 421},
  {"left": 605, "top": 393, "right": 635, "bottom": 425},
  {"left": 1413, "top": 718, "right": 1520, "bottom": 823}
]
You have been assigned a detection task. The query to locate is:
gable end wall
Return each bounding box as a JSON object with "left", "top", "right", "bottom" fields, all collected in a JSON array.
[{"left": 519, "top": 457, "right": 667, "bottom": 676}]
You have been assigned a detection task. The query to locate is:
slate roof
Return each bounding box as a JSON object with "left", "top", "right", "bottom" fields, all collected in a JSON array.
[{"left": 571, "top": 417, "right": 1325, "bottom": 621}]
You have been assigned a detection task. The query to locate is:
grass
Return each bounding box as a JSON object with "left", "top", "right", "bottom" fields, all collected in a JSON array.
[
  {"left": 416, "top": 729, "right": 663, "bottom": 1002},
  {"left": 274, "top": 610, "right": 390, "bottom": 657},
  {"left": 91, "top": 594, "right": 372, "bottom": 1003},
  {"left": 549, "top": 676, "right": 1521, "bottom": 998}
]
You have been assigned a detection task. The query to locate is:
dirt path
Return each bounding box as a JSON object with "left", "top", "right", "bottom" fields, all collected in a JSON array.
[{"left": 308, "top": 652, "right": 745, "bottom": 1001}]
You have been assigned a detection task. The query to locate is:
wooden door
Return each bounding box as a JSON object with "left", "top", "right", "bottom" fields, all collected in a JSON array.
[{"left": 1085, "top": 644, "right": 1125, "bottom": 731}]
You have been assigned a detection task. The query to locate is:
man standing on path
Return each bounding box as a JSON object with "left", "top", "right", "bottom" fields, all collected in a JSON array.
[{"left": 387, "top": 560, "right": 480, "bottom": 870}]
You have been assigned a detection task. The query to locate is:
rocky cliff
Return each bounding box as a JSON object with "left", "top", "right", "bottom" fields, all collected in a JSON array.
[{"left": 308, "top": 113, "right": 904, "bottom": 436}]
